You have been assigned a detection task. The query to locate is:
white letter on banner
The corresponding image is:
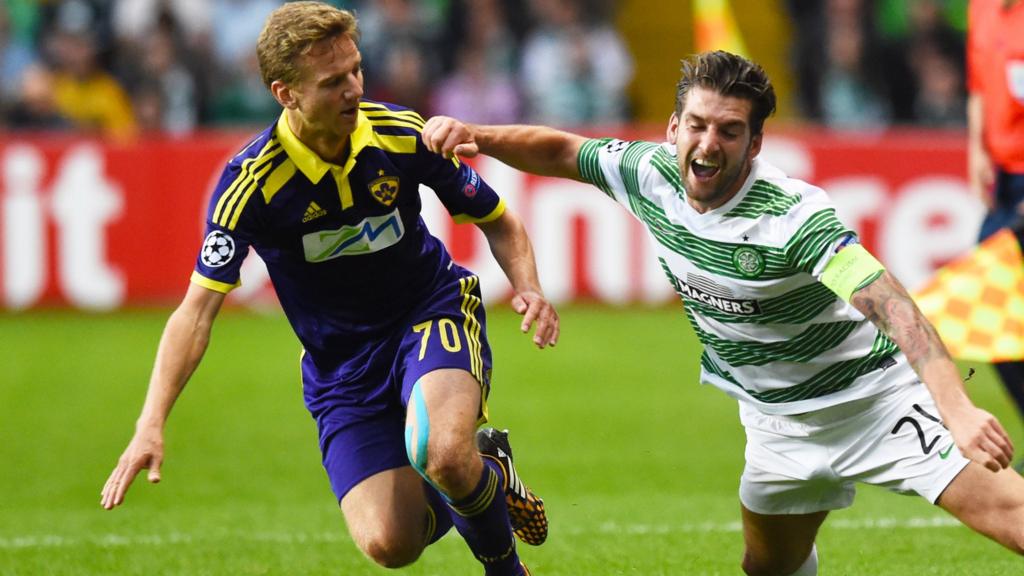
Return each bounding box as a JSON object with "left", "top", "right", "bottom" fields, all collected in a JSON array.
[
  {"left": 883, "top": 178, "right": 984, "bottom": 291},
  {"left": 50, "top": 145, "right": 125, "bottom": 310},
  {"left": 760, "top": 136, "right": 814, "bottom": 182},
  {"left": 532, "top": 182, "right": 630, "bottom": 304},
  {"left": 2, "top": 145, "right": 47, "bottom": 309},
  {"left": 824, "top": 176, "right": 886, "bottom": 238}
]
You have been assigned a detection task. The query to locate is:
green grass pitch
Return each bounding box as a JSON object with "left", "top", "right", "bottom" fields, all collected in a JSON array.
[{"left": 1, "top": 306, "right": 1021, "bottom": 575}]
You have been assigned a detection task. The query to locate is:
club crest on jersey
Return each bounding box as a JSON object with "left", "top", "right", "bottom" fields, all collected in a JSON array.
[
  {"left": 369, "top": 173, "right": 400, "bottom": 207},
  {"left": 732, "top": 246, "right": 765, "bottom": 278},
  {"left": 302, "top": 208, "right": 404, "bottom": 261}
]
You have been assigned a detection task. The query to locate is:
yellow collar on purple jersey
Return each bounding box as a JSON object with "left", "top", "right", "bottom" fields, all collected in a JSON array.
[{"left": 275, "top": 110, "right": 374, "bottom": 210}]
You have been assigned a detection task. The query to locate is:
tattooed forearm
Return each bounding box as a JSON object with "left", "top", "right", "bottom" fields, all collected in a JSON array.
[{"left": 850, "top": 272, "right": 950, "bottom": 373}]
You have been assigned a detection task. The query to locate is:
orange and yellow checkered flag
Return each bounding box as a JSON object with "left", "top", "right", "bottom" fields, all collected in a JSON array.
[
  {"left": 693, "top": 0, "right": 748, "bottom": 55},
  {"left": 914, "top": 228, "right": 1024, "bottom": 362}
]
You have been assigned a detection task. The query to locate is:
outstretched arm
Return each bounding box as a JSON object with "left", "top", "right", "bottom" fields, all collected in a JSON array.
[
  {"left": 422, "top": 116, "right": 587, "bottom": 181},
  {"left": 101, "top": 283, "right": 226, "bottom": 509},
  {"left": 476, "top": 209, "right": 559, "bottom": 348},
  {"left": 851, "top": 272, "right": 1013, "bottom": 471}
]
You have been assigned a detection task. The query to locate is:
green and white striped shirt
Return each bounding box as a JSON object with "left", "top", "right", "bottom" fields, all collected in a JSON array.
[{"left": 577, "top": 138, "right": 915, "bottom": 414}]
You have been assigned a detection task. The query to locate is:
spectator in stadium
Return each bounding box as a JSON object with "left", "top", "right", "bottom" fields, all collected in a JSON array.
[
  {"left": 44, "top": 13, "right": 136, "bottom": 140},
  {"left": 371, "top": 38, "right": 432, "bottom": 113},
  {"left": 438, "top": 0, "right": 527, "bottom": 80},
  {"left": 819, "top": 0, "right": 891, "bottom": 128},
  {"left": 432, "top": 0, "right": 524, "bottom": 124},
  {"left": 519, "top": 0, "right": 633, "bottom": 125},
  {"left": 112, "top": 1, "right": 213, "bottom": 132},
  {"left": 788, "top": 0, "right": 912, "bottom": 127},
  {"left": 132, "top": 22, "right": 200, "bottom": 135},
  {"left": 432, "top": 47, "right": 523, "bottom": 125},
  {"left": 206, "top": 48, "right": 281, "bottom": 126},
  {"left": 0, "top": 2, "right": 36, "bottom": 115},
  {"left": 38, "top": 0, "right": 117, "bottom": 60},
  {"left": 112, "top": 0, "right": 210, "bottom": 48},
  {"left": 99, "top": 4, "right": 556, "bottom": 576},
  {"left": 966, "top": 0, "right": 1024, "bottom": 467},
  {"left": 423, "top": 50, "right": 1024, "bottom": 574},
  {"left": 882, "top": 0, "right": 967, "bottom": 125},
  {"left": 208, "top": 0, "right": 281, "bottom": 73},
  {"left": 357, "top": 0, "right": 440, "bottom": 108},
  {"left": 911, "top": 40, "right": 965, "bottom": 127},
  {"left": 4, "top": 63, "right": 73, "bottom": 130}
]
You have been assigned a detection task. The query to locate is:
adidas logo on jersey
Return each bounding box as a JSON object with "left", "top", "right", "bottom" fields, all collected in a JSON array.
[{"left": 302, "top": 201, "right": 327, "bottom": 223}]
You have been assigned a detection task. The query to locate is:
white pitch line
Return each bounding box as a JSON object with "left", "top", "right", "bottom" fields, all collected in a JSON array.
[
  {"left": 0, "top": 531, "right": 350, "bottom": 550},
  {"left": 569, "top": 515, "right": 962, "bottom": 536},
  {"left": 0, "top": 516, "right": 963, "bottom": 550}
]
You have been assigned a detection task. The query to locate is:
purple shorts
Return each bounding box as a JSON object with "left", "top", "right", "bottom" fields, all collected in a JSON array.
[{"left": 302, "top": 272, "right": 493, "bottom": 500}]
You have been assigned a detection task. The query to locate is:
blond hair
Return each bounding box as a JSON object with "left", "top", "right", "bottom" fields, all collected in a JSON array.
[{"left": 256, "top": 1, "right": 359, "bottom": 88}]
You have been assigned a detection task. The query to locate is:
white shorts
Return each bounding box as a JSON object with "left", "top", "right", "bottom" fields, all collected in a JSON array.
[{"left": 739, "top": 381, "right": 971, "bottom": 515}]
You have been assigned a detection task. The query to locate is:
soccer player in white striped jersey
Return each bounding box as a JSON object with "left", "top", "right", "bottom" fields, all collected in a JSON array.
[{"left": 423, "top": 51, "right": 1024, "bottom": 575}]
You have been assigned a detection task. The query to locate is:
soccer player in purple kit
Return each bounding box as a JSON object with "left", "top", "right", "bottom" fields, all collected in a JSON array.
[{"left": 99, "top": 3, "right": 554, "bottom": 575}]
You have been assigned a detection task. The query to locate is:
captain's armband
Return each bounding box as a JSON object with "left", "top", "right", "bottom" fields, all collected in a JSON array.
[{"left": 820, "top": 244, "right": 885, "bottom": 302}]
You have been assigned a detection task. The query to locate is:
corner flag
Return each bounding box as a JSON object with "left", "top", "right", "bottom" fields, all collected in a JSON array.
[
  {"left": 914, "top": 225, "right": 1024, "bottom": 362},
  {"left": 693, "top": 0, "right": 748, "bottom": 55}
]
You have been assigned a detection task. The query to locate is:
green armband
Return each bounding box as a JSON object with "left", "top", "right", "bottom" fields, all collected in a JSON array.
[{"left": 820, "top": 244, "right": 885, "bottom": 302}]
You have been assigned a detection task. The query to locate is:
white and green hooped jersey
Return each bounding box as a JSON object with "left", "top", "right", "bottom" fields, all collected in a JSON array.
[{"left": 577, "top": 138, "right": 916, "bottom": 415}]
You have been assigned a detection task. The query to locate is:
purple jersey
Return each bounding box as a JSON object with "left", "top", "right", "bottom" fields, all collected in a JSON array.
[{"left": 191, "top": 101, "right": 504, "bottom": 365}]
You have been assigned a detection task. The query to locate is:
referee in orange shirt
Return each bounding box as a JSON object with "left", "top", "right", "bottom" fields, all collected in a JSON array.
[{"left": 967, "top": 0, "right": 1024, "bottom": 468}]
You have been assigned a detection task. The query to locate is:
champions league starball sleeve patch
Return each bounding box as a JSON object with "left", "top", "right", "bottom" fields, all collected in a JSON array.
[
  {"left": 190, "top": 227, "right": 247, "bottom": 294},
  {"left": 200, "top": 230, "right": 236, "bottom": 268}
]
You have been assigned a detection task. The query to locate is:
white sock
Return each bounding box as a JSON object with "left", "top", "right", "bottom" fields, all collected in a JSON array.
[{"left": 788, "top": 545, "right": 818, "bottom": 576}]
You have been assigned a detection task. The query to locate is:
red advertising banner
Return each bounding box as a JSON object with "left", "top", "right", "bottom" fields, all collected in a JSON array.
[{"left": 0, "top": 128, "right": 979, "bottom": 310}]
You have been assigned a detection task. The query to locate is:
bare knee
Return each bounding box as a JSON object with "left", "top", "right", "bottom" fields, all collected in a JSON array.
[
  {"left": 357, "top": 533, "right": 422, "bottom": 569},
  {"left": 423, "top": 432, "right": 476, "bottom": 495}
]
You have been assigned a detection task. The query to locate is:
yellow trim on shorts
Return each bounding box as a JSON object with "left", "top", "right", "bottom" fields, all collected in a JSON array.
[
  {"left": 458, "top": 275, "right": 489, "bottom": 423},
  {"left": 821, "top": 244, "right": 885, "bottom": 302}
]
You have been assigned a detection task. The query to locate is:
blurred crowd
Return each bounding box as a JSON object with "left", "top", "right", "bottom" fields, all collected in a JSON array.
[
  {"left": 0, "top": 0, "right": 968, "bottom": 139},
  {"left": 788, "top": 0, "right": 968, "bottom": 129},
  {"left": 0, "top": 0, "right": 632, "bottom": 138}
]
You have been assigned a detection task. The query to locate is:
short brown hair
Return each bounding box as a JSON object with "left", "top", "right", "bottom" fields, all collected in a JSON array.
[
  {"left": 256, "top": 1, "right": 360, "bottom": 89},
  {"left": 674, "top": 51, "right": 776, "bottom": 135}
]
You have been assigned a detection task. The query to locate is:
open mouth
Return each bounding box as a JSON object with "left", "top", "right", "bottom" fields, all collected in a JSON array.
[
  {"left": 340, "top": 106, "right": 358, "bottom": 118},
  {"left": 690, "top": 157, "right": 720, "bottom": 180}
]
